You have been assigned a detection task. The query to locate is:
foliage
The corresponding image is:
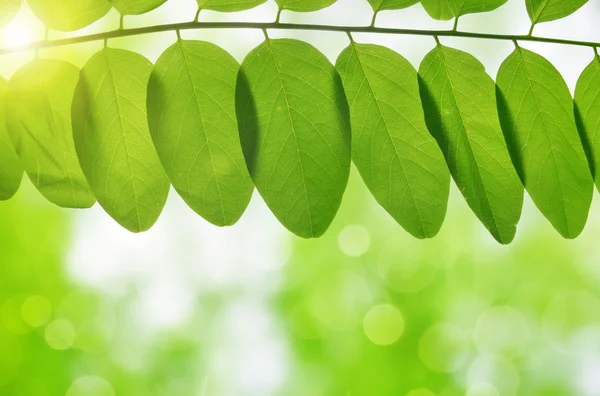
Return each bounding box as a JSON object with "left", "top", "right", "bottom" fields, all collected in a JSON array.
[{"left": 0, "top": 0, "right": 597, "bottom": 243}]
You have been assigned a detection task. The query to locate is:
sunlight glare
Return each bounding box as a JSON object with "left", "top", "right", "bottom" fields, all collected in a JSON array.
[{"left": 3, "top": 12, "right": 38, "bottom": 48}]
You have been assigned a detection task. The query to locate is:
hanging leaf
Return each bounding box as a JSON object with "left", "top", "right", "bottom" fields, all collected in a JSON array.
[
  {"left": 275, "top": 0, "right": 337, "bottom": 12},
  {"left": 147, "top": 40, "right": 254, "bottom": 227},
  {"left": 336, "top": 43, "right": 450, "bottom": 238},
  {"left": 110, "top": 0, "right": 167, "bottom": 15},
  {"left": 418, "top": 44, "right": 523, "bottom": 244},
  {"left": 0, "top": 0, "right": 20, "bottom": 26},
  {"left": 237, "top": 38, "right": 351, "bottom": 238},
  {"left": 72, "top": 48, "right": 170, "bottom": 232},
  {"left": 367, "top": 0, "right": 419, "bottom": 11},
  {"left": 6, "top": 59, "right": 95, "bottom": 208},
  {"left": 526, "top": 0, "right": 588, "bottom": 25},
  {"left": 28, "top": 0, "right": 112, "bottom": 31},
  {"left": 497, "top": 47, "right": 592, "bottom": 238},
  {"left": 0, "top": 78, "right": 22, "bottom": 200},
  {"left": 421, "top": 0, "right": 507, "bottom": 20},
  {"left": 196, "top": 0, "right": 267, "bottom": 12},
  {"left": 575, "top": 55, "right": 600, "bottom": 187}
]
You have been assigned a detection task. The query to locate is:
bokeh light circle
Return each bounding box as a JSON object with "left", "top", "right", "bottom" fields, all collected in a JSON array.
[
  {"left": 45, "top": 319, "right": 76, "bottom": 350},
  {"left": 338, "top": 225, "right": 371, "bottom": 257},
  {"left": 21, "top": 295, "right": 52, "bottom": 327},
  {"left": 419, "top": 323, "right": 469, "bottom": 372},
  {"left": 65, "top": 376, "right": 115, "bottom": 396},
  {"left": 467, "top": 355, "right": 520, "bottom": 396},
  {"left": 474, "top": 306, "right": 530, "bottom": 355},
  {"left": 363, "top": 304, "right": 404, "bottom": 346},
  {"left": 466, "top": 382, "right": 500, "bottom": 396}
]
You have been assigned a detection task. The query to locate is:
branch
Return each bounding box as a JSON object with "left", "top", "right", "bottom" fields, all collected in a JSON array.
[{"left": 1, "top": 21, "right": 599, "bottom": 56}]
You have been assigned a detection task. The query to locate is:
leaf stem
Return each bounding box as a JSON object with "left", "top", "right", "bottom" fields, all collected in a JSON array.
[{"left": 5, "top": 21, "right": 600, "bottom": 56}]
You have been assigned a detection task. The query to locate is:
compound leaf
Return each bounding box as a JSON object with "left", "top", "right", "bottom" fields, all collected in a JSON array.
[
  {"left": 6, "top": 59, "right": 95, "bottom": 208},
  {"left": 73, "top": 48, "right": 170, "bottom": 233},
  {"left": 496, "top": 47, "right": 592, "bottom": 238},
  {"left": 28, "top": 0, "right": 112, "bottom": 31},
  {"left": 148, "top": 40, "right": 253, "bottom": 227},
  {"left": 110, "top": 0, "right": 167, "bottom": 15},
  {"left": 237, "top": 38, "right": 351, "bottom": 238},
  {"left": 418, "top": 44, "right": 523, "bottom": 244},
  {"left": 526, "top": 0, "right": 588, "bottom": 24},
  {"left": 0, "top": 78, "right": 22, "bottom": 200},
  {"left": 575, "top": 56, "right": 600, "bottom": 188},
  {"left": 336, "top": 43, "right": 450, "bottom": 238},
  {"left": 196, "top": 0, "right": 267, "bottom": 12},
  {"left": 275, "top": 0, "right": 337, "bottom": 12}
]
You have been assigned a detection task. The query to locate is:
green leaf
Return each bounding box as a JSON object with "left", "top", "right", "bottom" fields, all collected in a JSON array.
[
  {"left": 275, "top": 0, "right": 337, "bottom": 12},
  {"left": 147, "top": 40, "right": 253, "bottom": 227},
  {"left": 418, "top": 44, "right": 523, "bottom": 244},
  {"left": 421, "top": 0, "right": 507, "bottom": 20},
  {"left": 497, "top": 47, "right": 592, "bottom": 238},
  {"left": 6, "top": 59, "right": 95, "bottom": 208},
  {"left": 336, "top": 43, "right": 449, "bottom": 238},
  {"left": 72, "top": 48, "right": 170, "bottom": 232},
  {"left": 0, "top": 78, "right": 22, "bottom": 200},
  {"left": 367, "top": 0, "right": 419, "bottom": 11},
  {"left": 28, "top": 0, "right": 112, "bottom": 31},
  {"left": 236, "top": 38, "right": 351, "bottom": 238},
  {"left": 110, "top": 0, "right": 167, "bottom": 15},
  {"left": 526, "top": 0, "right": 587, "bottom": 24},
  {"left": 196, "top": 0, "right": 267, "bottom": 12},
  {"left": 0, "top": 0, "right": 20, "bottom": 26},
  {"left": 575, "top": 56, "right": 600, "bottom": 187}
]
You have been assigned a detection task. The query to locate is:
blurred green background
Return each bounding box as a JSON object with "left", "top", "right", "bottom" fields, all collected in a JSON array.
[{"left": 2, "top": 0, "right": 600, "bottom": 395}]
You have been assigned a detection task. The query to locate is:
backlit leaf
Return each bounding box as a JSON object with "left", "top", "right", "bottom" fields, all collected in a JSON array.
[
  {"left": 526, "top": 0, "right": 587, "bottom": 24},
  {"left": 275, "top": 0, "right": 337, "bottom": 12},
  {"left": 336, "top": 43, "right": 450, "bottom": 238},
  {"left": 196, "top": 0, "right": 267, "bottom": 12},
  {"left": 0, "top": 78, "right": 22, "bottom": 200},
  {"left": 0, "top": 0, "right": 20, "bottom": 26},
  {"left": 110, "top": 0, "right": 167, "bottom": 15},
  {"left": 237, "top": 38, "right": 351, "bottom": 238},
  {"left": 6, "top": 59, "right": 95, "bottom": 208},
  {"left": 418, "top": 44, "right": 523, "bottom": 244},
  {"left": 497, "top": 47, "right": 592, "bottom": 238},
  {"left": 367, "top": 0, "right": 419, "bottom": 11},
  {"left": 575, "top": 55, "right": 600, "bottom": 187},
  {"left": 421, "top": 0, "right": 507, "bottom": 20},
  {"left": 28, "top": 0, "right": 112, "bottom": 31},
  {"left": 148, "top": 40, "right": 253, "bottom": 227},
  {"left": 72, "top": 48, "right": 170, "bottom": 232}
]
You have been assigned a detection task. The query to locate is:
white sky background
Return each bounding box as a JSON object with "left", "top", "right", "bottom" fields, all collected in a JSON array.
[{"left": 2, "top": 0, "right": 600, "bottom": 395}]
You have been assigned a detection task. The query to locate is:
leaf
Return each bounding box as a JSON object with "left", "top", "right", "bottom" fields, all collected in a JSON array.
[
  {"left": 526, "top": 0, "right": 587, "bottom": 24},
  {"left": 196, "top": 0, "right": 267, "bottom": 12},
  {"left": 275, "top": 0, "right": 337, "bottom": 12},
  {"left": 72, "top": 48, "right": 170, "bottom": 232},
  {"left": 236, "top": 38, "right": 351, "bottom": 238},
  {"left": 367, "top": 0, "right": 419, "bottom": 11},
  {"left": 110, "top": 0, "right": 167, "bottom": 15},
  {"left": 575, "top": 55, "right": 600, "bottom": 186},
  {"left": 336, "top": 43, "right": 450, "bottom": 238},
  {"left": 0, "top": 0, "right": 20, "bottom": 26},
  {"left": 418, "top": 44, "right": 523, "bottom": 244},
  {"left": 6, "top": 59, "right": 95, "bottom": 208},
  {"left": 421, "top": 0, "right": 507, "bottom": 20},
  {"left": 0, "top": 78, "right": 22, "bottom": 200},
  {"left": 27, "top": 0, "right": 112, "bottom": 31},
  {"left": 147, "top": 40, "right": 253, "bottom": 227},
  {"left": 497, "top": 47, "right": 592, "bottom": 238}
]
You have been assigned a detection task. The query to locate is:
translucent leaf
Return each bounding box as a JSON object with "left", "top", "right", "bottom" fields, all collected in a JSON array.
[
  {"left": 72, "top": 48, "right": 170, "bottom": 232},
  {"left": 526, "top": 0, "right": 587, "bottom": 24},
  {"left": 336, "top": 43, "right": 450, "bottom": 238},
  {"left": 110, "top": 0, "right": 167, "bottom": 15},
  {"left": 147, "top": 40, "right": 253, "bottom": 227},
  {"left": 575, "top": 56, "right": 600, "bottom": 188},
  {"left": 421, "top": 0, "right": 507, "bottom": 20},
  {"left": 196, "top": 0, "right": 267, "bottom": 12},
  {"left": 0, "top": 78, "right": 22, "bottom": 200},
  {"left": 367, "top": 0, "right": 419, "bottom": 11},
  {"left": 28, "top": 0, "right": 112, "bottom": 31},
  {"left": 275, "top": 0, "right": 337, "bottom": 12},
  {"left": 237, "top": 38, "right": 351, "bottom": 238},
  {"left": 418, "top": 44, "right": 523, "bottom": 244},
  {"left": 497, "top": 47, "right": 592, "bottom": 238},
  {"left": 6, "top": 59, "right": 95, "bottom": 208},
  {"left": 0, "top": 0, "right": 20, "bottom": 26}
]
